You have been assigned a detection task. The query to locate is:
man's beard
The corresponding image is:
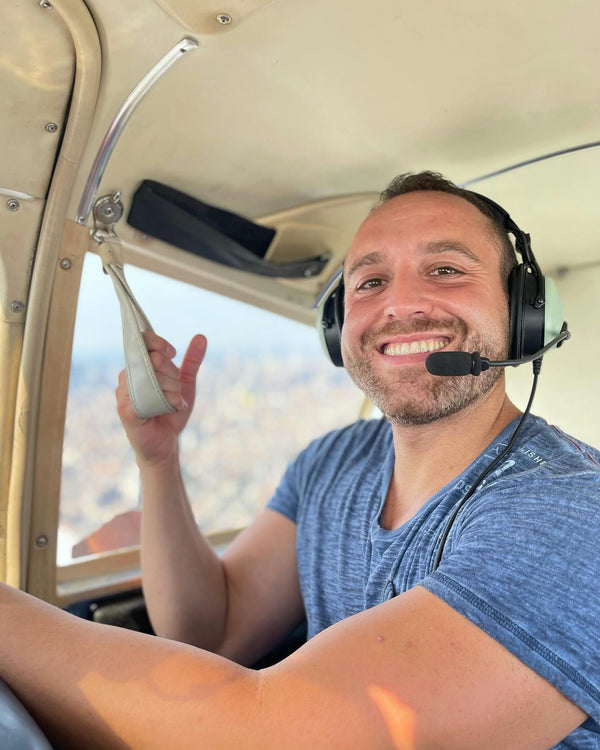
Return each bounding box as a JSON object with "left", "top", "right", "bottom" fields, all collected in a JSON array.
[{"left": 342, "top": 316, "right": 508, "bottom": 426}]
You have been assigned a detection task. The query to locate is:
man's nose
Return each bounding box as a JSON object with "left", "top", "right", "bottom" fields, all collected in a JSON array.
[{"left": 382, "top": 276, "right": 435, "bottom": 320}]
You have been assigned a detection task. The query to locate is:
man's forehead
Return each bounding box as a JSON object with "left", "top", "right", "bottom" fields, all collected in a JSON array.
[
  {"left": 345, "top": 241, "right": 483, "bottom": 279},
  {"left": 344, "top": 191, "right": 495, "bottom": 270}
]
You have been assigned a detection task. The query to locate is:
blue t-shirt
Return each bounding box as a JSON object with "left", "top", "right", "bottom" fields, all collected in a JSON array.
[{"left": 267, "top": 415, "right": 600, "bottom": 749}]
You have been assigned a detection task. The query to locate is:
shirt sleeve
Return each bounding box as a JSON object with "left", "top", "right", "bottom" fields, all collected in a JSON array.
[
  {"left": 422, "top": 470, "right": 600, "bottom": 727},
  {"left": 265, "top": 420, "right": 377, "bottom": 526},
  {"left": 266, "top": 455, "right": 301, "bottom": 523}
]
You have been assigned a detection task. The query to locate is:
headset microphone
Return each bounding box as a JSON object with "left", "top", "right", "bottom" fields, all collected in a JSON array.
[{"left": 425, "top": 328, "right": 570, "bottom": 377}]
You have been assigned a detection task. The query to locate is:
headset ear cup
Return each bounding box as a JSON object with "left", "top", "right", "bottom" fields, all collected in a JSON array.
[
  {"left": 508, "top": 265, "right": 524, "bottom": 360},
  {"left": 317, "top": 278, "right": 345, "bottom": 367},
  {"left": 508, "top": 265, "right": 545, "bottom": 359}
]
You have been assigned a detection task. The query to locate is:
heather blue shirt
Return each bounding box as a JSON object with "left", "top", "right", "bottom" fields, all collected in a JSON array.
[{"left": 268, "top": 415, "right": 600, "bottom": 749}]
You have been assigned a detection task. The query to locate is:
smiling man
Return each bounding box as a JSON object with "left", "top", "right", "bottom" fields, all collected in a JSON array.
[
  {"left": 1, "top": 172, "right": 599, "bottom": 749},
  {"left": 341, "top": 187, "right": 512, "bottom": 425}
]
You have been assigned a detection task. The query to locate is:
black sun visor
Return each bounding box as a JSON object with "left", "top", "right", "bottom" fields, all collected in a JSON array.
[{"left": 127, "top": 180, "right": 328, "bottom": 279}]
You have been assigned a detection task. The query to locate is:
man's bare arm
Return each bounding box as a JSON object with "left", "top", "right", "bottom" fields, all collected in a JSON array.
[
  {"left": 0, "top": 582, "right": 586, "bottom": 749},
  {"left": 118, "top": 333, "right": 303, "bottom": 665}
]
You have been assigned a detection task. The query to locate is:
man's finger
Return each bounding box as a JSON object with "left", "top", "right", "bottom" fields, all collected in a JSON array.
[
  {"left": 180, "top": 335, "right": 208, "bottom": 386},
  {"left": 142, "top": 330, "right": 177, "bottom": 359},
  {"left": 149, "top": 350, "right": 180, "bottom": 380}
]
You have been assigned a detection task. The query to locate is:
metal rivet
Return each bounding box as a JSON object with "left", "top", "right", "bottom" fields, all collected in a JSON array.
[
  {"left": 60, "top": 258, "right": 72, "bottom": 270},
  {"left": 36, "top": 535, "right": 49, "bottom": 548},
  {"left": 45, "top": 122, "right": 58, "bottom": 133},
  {"left": 40, "top": 0, "right": 52, "bottom": 7},
  {"left": 10, "top": 300, "right": 25, "bottom": 313},
  {"left": 6, "top": 199, "right": 20, "bottom": 211},
  {"left": 216, "top": 13, "right": 232, "bottom": 24}
]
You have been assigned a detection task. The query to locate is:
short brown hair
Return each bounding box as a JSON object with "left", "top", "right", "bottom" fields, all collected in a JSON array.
[{"left": 377, "top": 171, "right": 518, "bottom": 284}]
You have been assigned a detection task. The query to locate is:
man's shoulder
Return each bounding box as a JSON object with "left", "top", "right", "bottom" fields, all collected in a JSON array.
[
  {"left": 470, "top": 415, "right": 600, "bottom": 517},
  {"left": 268, "top": 418, "right": 393, "bottom": 522},
  {"left": 522, "top": 416, "right": 600, "bottom": 477}
]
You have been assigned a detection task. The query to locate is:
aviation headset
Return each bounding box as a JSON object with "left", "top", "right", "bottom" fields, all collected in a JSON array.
[{"left": 317, "top": 191, "right": 564, "bottom": 368}]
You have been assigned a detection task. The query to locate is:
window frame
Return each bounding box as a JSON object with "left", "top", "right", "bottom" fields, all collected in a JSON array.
[{"left": 26, "top": 235, "right": 369, "bottom": 607}]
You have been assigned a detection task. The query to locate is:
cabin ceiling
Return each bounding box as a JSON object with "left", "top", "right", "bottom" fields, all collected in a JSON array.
[{"left": 3, "top": 0, "right": 600, "bottom": 301}]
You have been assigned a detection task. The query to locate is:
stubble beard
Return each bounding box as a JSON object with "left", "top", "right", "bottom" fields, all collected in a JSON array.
[{"left": 343, "top": 316, "right": 508, "bottom": 426}]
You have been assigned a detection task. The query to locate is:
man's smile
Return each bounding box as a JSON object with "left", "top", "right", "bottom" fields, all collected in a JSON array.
[{"left": 379, "top": 337, "right": 450, "bottom": 356}]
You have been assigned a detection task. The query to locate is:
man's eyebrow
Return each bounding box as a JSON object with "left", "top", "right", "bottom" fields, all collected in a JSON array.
[
  {"left": 345, "top": 242, "right": 482, "bottom": 279},
  {"left": 345, "top": 251, "right": 385, "bottom": 279},
  {"left": 423, "top": 240, "right": 482, "bottom": 264}
]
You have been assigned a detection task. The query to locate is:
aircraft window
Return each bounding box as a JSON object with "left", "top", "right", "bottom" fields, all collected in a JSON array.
[{"left": 58, "top": 255, "right": 364, "bottom": 565}]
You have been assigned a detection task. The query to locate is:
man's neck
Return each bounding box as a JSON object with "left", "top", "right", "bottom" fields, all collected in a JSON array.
[{"left": 381, "top": 384, "right": 522, "bottom": 530}]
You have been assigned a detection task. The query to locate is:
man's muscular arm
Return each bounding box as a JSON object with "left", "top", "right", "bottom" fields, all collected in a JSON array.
[
  {"left": 117, "top": 333, "right": 303, "bottom": 665},
  {"left": 0, "top": 582, "right": 585, "bottom": 749}
]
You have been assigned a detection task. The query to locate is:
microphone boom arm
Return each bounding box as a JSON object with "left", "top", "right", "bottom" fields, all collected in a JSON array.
[
  {"left": 426, "top": 328, "right": 570, "bottom": 377},
  {"left": 481, "top": 328, "right": 571, "bottom": 373}
]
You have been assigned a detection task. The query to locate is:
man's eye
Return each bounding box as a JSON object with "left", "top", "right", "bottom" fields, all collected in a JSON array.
[
  {"left": 357, "top": 278, "right": 384, "bottom": 291},
  {"left": 430, "top": 266, "right": 460, "bottom": 276}
]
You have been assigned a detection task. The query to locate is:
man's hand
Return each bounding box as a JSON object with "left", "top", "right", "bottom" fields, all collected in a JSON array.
[{"left": 116, "top": 332, "right": 207, "bottom": 466}]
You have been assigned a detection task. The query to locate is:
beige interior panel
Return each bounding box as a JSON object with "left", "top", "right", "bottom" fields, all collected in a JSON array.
[
  {"left": 506, "top": 265, "right": 600, "bottom": 448},
  {"left": 464, "top": 149, "right": 600, "bottom": 273},
  {"left": 72, "top": 0, "right": 600, "bottom": 224},
  {"left": 152, "top": 0, "right": 274, "bottom": 34},
  {"left": 0, "top": 2, "right": 74, "bottom": 198},
  {"left": 0, "top": 197, "right": 45, "bottom": 321},
  {"left": 117, "top": 228, "right": 318, "bottom": 323},
  {"left": 260, "top": 193, "right": 377, "bottom": 281}
]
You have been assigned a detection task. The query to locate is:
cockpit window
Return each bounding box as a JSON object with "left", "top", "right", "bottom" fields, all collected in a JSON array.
[{"left": 58, "top": 255, "right": 364, "bottom": 564}]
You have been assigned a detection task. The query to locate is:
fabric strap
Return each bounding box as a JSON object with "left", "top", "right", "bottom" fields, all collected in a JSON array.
[{"left": 99, "top": 239, "right": 174, "bottom": 419}]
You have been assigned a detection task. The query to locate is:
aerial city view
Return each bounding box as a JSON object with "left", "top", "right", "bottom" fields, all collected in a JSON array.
[{"left": 58, "top": 261, "right": 365, "bottom": 564}]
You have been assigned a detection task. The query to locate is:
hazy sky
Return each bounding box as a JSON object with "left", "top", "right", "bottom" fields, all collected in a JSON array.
[{"left": 73, "top": 255, "right": 324, "bottom": 364}]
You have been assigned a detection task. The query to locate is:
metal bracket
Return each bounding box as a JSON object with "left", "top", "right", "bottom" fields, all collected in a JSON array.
[{"left": 91, "top": 191, "right": 124, "bottom": 243}]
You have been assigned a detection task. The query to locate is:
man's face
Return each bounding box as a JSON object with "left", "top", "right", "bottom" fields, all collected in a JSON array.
[{"left": 340, "top": 191, "right": 510, "bottom": 425}]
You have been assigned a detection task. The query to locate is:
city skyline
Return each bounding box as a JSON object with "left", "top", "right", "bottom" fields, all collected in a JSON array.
[{"left": 60, "top": 264, "right": 365, "bottom": 565}]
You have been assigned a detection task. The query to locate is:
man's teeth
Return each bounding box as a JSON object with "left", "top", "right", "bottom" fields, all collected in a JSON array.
[{"left": 382, "top": 339, "right": 447, "bottom": 356}]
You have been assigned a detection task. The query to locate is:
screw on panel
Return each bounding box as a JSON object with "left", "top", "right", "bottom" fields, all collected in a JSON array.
[
  {"left": 10, "top": 300, "right": 25, "bottom": 313},
  {"left": 45, "top": 122, "right": 58, "bottom": 133},
  {"left": 60, "top": 258, "right": 72, "bottom": 270},
  {"left": 6, "top": 199, "right": 20, "bottom": 211},
  {"left": 216, "top": 13, "right": 232, "bottom": 24},
  {"left": 35, "top": 535, "right": 49, "bottom": 548}
]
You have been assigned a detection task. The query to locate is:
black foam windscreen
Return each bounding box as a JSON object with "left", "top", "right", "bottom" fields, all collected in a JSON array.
[{"left": 425, "top": 351, "right": 475, "bottom": 376}]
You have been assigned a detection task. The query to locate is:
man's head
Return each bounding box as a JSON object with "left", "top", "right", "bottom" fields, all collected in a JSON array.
[
  {"left": 377, "top": 172, "right": 518, "bottom": 287},
  {"left": 340, "top": 173, "right": 516, "bottom": 425}
]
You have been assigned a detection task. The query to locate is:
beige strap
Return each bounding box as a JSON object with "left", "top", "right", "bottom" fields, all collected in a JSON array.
[{"left": 98, "top": 239, "right": 174, "bottom": 419}]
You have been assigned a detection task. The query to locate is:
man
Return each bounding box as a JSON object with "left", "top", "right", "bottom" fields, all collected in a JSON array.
[{"left": 1, "top": 172, "right": 598, "bottom": 749}]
